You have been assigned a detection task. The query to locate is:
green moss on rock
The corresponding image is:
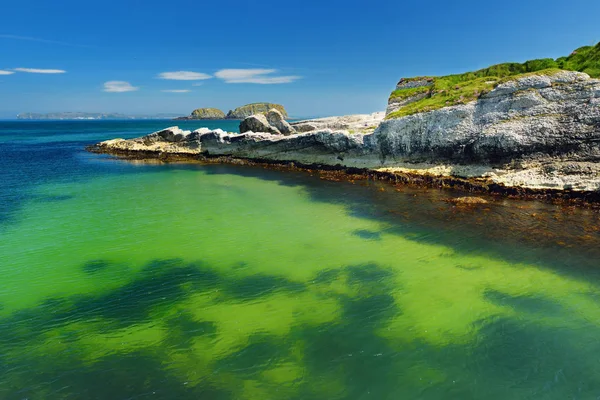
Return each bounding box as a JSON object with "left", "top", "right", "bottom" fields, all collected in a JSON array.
[
  {"left": 386, "top": 42, "right": 600, "bottom": 120},
  {"left": 389, "top": 86, "right": 431, "bottom": 101}
]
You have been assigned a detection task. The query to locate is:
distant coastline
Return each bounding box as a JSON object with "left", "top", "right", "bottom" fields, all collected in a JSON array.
[{"left": 16, "top": 112, "right": 184, "bottom": 120}]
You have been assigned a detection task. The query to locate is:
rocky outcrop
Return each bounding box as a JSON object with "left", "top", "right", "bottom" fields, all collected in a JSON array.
[
  {"left": 90, "top": 70, "right": 600, "bottom": 194},
  {"left": 265, "top": 109, "right": 295, "bottom": 135},
  {"left": 386, "top": 78, "right": 434, "bottom": 115},
  {"left": 198, "top": 130, "right": 365, "bottom": 164},
  {"left": 239, "top": 109, "right": 296, "bottom": 135},
  {"left": 179, "top": 108, "right": 226, "bottom": 120},
  {"left": 239, "top": 113, "right": 281, "bottom": 135},
  {"left": 291, "top": 112, "right": 384, "bottom": 134},
  {"left": 174, "top": 108, "right": 225, "bottom": 120},
  {"left": 226, "top": 103, "right": 288, "bottom": 119},
  {"left": 374, "top": 71, "right": 600, "bottom": 165}
]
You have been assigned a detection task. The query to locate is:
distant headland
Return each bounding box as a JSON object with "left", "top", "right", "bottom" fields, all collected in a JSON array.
[{"left": 16, "top": 112, "right": 182, "bottom": 120}]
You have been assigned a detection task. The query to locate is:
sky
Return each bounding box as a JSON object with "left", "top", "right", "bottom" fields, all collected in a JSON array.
[{"left": 0, "top": 0, "right": 599, "bottom": 119}]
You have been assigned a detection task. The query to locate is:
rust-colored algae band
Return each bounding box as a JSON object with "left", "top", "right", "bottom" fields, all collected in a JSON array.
[{"left": 86, "top": 144, "right": 600, "bottom": 208}]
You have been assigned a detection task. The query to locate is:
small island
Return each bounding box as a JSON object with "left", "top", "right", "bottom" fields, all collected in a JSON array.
[
  {"left": 172, "top": 103, "right": 289, "bottom": 121},
  {"left": 174, "top": 108, "right": 226, "bottom": 120}
]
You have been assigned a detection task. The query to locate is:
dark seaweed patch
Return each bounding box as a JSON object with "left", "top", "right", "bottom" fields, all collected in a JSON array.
[
  {"left": 222, "top": 274, "right": 305, "bottom": 301},
  {"left": 0, "top": 350, "right": 232, "bottom": 400},
  {"left": 164, "top": 312, "right": 217, "bottom": 349},
  {"left": 34, "top": 194, "right": 75, "bottom": 203},
  {"left": 341, "top": 293, "right": 399, "bottom": 325},
  {"left": 82, "top": 259, "right": 111, "bottom": 274},
  {"left": 345, "top": 263, "right": 394, "bottom": 286},
  {"left": 312, "top": 269, "right": 341, "bottom": 284},
  {"left": 352, "top": 229, "right": 382, "bottom": 240},
  {"left": 214, "top": 334, "right": 287, "bottom": 378},
  {"left": 484, "top": 289, "right": 564, "bottom": 315}
]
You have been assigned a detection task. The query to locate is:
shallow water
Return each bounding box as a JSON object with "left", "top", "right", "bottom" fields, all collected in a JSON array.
[{"left": 1, "top": 120, "right": 600, "bottom": 399}]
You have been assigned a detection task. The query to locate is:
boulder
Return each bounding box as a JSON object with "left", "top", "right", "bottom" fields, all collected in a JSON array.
[
  {"left": 143, "top": 126, "right": 191, "bottom": 143},
  {"left": 265, "top": 109, "right": 296, "bottom": 135},
  {"left": 239, "top": 114, "right": 281, "bottom": 135}
]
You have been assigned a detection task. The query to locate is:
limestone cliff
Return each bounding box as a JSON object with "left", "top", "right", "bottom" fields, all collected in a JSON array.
[{"left": 226, "top": 103, "right": 288, "bottom": 119}]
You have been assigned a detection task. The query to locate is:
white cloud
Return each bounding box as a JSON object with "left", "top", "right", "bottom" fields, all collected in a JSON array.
[
  {"left": 161, "top": 89, "right": 191, "bottom": 93},
  {"left": 0, "top": 70, "right": 14, "bottom": 75},
  {"left": 192, "top": 82, "right": 204, "bottom": 86},
  {"left": 103, "top": 81, "right": 139, "bottom": 92},
  {"left": 14, "top": 68, "right": 66, "bottom": 74},
  {"left": 214, "top": 69, "right": 301, "bottom": 84},
  {"left": 158, "top": 71, "right": 212, "bottom": 80},
  {"left": 0, "top": 34, "right": 90, "bottom": 48}
]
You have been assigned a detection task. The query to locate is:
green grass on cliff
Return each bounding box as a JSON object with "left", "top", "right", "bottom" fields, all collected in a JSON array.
[{"left": 386, "top": 42, "right": 600, "bottom": 120}]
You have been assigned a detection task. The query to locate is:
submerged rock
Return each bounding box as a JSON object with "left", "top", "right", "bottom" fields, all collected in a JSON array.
[{"left": 447, "top": 197, "right": 489, "bottom": 205}]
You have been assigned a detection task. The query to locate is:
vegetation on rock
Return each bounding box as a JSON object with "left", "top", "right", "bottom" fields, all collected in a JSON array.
[
  {"left": 386, "top": 42, "right": 600, "bottom": 119},
  {"left": 190, "top": 108, "right": 226, "bottom": 119}
]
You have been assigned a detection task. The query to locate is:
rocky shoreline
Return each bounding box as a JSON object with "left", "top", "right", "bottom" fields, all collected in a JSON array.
[
  {"left": 88, "top": 70, "right": 600, "bottom": 206},
  {"left": 87, "top": 143, "right": 600, "bottom": 206}
]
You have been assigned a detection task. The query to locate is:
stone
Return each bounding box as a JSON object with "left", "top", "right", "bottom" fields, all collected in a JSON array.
[
  {"left": 143, "top": 126, "right": 191, "bottom": 143},
  {"left": 239, "top": 114, "right": 281, "bottom": 135},
  {"left": 265, "top": 109, "right": 296, "bottom": 135}
]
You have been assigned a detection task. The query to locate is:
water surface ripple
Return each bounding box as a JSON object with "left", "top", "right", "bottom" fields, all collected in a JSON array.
[{"left": 1, "top": 121, "right": 600, "bottom": 399}]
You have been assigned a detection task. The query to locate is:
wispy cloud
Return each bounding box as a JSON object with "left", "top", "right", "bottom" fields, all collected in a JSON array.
[
  {"left": 215, "top": 69, "right": 301, "bottom": 84},
  {"left": 192, "top": 82, "right": 204, "bottom": 86},
  {"left": 103, "top": 81, "right": 139, "bottom": 92},
  {"left": 158, "top": 71, "right": 212, "bottom": 81},
  {"left": 0, "top": 34, "right": 90, "bottom": 48},
  {"left": 161, "top": 89, "right": 191, "bottom": 93},
  {"left": 0, "top": 70, "right": 14, "bottom": 75},
  {"left": 14, "top": 68, "right": 66, "bottom": 74}
]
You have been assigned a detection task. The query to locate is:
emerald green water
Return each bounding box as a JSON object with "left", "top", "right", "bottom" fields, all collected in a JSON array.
[{"left": 1, "top": 121, "right": 600, "bottom": 399}]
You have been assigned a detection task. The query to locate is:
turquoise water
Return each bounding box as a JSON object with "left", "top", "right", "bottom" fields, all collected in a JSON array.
[{"left": 1, "top": 120, "right": 600, "bottom": 399}]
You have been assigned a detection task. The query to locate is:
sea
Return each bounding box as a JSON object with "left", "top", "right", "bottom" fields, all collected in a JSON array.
[{"left": 1, "top": 120, "right": 600, "bottom": 399}]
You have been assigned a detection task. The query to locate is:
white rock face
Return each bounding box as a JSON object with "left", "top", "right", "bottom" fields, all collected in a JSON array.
[
  {"left": 373, "top": 71, "right": 600, "bottom": 166},
  {"left": 291, "top": 112, "right": 385, "bottom": 133}
]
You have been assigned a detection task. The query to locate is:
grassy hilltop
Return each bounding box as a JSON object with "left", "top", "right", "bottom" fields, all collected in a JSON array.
[{"left": 387, "top": 42, "right": 600, "bottom": 119}]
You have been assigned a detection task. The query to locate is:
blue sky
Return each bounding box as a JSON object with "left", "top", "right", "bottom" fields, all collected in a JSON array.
[{"left": 0, "top": 0, "right": 599, "bottom": 118}]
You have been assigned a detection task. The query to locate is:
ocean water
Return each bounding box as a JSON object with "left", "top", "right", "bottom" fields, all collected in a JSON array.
[{"left": 1, "top": 120, "right": 600, "bottom": 399}]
